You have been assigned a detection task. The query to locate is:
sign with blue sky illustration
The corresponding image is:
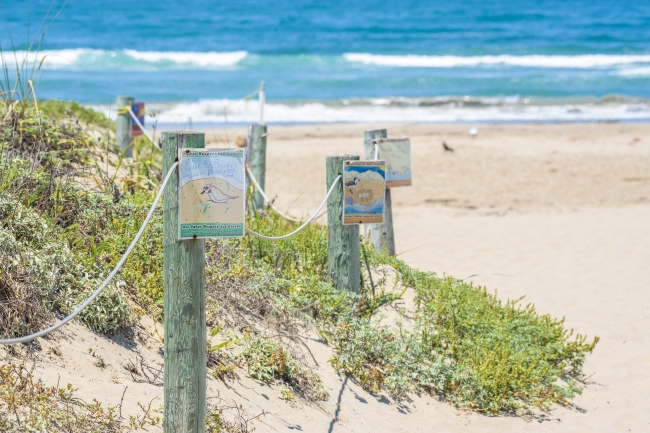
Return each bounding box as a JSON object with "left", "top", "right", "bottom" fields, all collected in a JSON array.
[
  {"left": 178, "top": 148, "right": 245, "bottom": 239},
  {"left": 342, "top": 160, "right": 386, "bottom": 225}
]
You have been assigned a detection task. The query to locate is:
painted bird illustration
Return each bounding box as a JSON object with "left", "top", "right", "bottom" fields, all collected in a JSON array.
[
  {"left": 345, "top": 177, "right": 360, "bottom": 195},
  {"left": 201, "top": 184, "right": 238, "bottom": 203}
]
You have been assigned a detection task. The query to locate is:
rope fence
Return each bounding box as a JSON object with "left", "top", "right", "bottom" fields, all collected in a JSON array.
[
  {"left": 246, "top": 175, "right": 341, "bottom": 240},
  {"left": 245, "top": 164, "right": 302, "bottom": 222},
  {"left": 1, "top": 163, "right": 340, "bottom": 344}
]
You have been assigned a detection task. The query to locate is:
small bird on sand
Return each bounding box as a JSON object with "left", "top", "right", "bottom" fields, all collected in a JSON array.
[
  {"left": 201, "top": 184, "right": 238, "bottom": 203},
  {"left": 345, "top": 176, "right": 360, "bottom": 194},
  {"left": 469, "top": 127, "right": 478, "bottom": 137},
  {"left": 442, "top": 141, "right": 454, "bottom": 152}
]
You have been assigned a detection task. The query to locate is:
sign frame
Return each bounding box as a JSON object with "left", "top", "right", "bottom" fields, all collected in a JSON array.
[
  {"left": 177, "top": 148, "right": 246, "bottom": 240},
  {"left": 377, "top": 137, "right": 412, "bottom": 188},
  {"left": 342, "top": 160, "right": 386, "bottom": 225}
]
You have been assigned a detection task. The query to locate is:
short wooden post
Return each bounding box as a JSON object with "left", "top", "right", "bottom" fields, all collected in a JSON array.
[
  {"left": 363, "top": 129, "right": 396, "bottom": 255},
  {"left": 248, "top": 124, "right": 267, "bottom": 210},
  {"left": 162, "top": 131, "right": 206, "bottom": 433},
  {"left": 326, "top": 155, "right": 360, "bottom": 294},
  {"left": 116, "top": 96, "right": 134, "bottom": 158}
]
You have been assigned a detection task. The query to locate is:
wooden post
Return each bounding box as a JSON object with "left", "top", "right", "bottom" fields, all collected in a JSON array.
[
  {"left": 116, "top": 96, "right": 134, "bottom": 158},
  {"left": 326, "top": 155, "right": 360, "bottom": 294},
  {"left": 162, "top": 131, "right": 206, "bottom": 433},
  {"left": 248, "top": 124, "right": 267, "bottom": 210},
  {"left": 363, "top": 129, "right": 396, "bottom": 255},
  {"left": 259, "top": 81, "right": 265, "bottom": 125}
]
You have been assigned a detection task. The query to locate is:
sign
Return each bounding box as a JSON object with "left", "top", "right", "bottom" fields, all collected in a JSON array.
[
  {"left": 377, "top": 138, "right": 412, "bottom": 188},
  {"left": 178, "top": 148, "right": 245, "bottom": 239},
  {"left": 342, "top": 160, "right": 386, "bottom": 225},
  {"left": 130, "top": 102, "right": 145, "bottom": 136}
]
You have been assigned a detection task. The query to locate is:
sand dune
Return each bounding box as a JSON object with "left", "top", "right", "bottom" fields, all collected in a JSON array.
[{"left": 3, "top": 122, "right": 649, "bottom": 432}]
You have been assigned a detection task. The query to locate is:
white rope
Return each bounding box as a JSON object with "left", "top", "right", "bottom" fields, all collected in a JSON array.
[
  {"left": 0, "top": 162, "right": 179, "bottom": 345},
  {"left": 246, "top": 175, "right": 341, "bottom": 241},
  {"left": 128, "top": 107, "right": 161, "bottom": 150},
  {"left": 245, "top": 164, "right": 302, "bottom": 222}
]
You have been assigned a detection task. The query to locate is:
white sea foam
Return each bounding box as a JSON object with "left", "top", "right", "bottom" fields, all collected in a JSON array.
[
  {"left": 615, "top": 66, "right": 650, "bottom": 77},
  {"left": 122, "top": 50, "right": 247, "bottom": 67},
  {"left": 344, "top": 53, "right": 650, "bottom": 69},
  {"left": 96, "top": 97, "right": 650, "bottom": 125},
  {"left": 1, "top": 48, "right": 103, "bottom": 66},
  {"left": 2, "top": 49, "right": 248, "bottom": 69}
]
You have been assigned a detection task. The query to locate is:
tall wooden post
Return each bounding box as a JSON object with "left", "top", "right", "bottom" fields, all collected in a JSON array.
[
  {"left": 326, "top": 155, "right": 360, "bottom": 294},
  {"left": 116, "top": 96, "right": 134, "bottom": 158},
  {"left": 162, "top": 131, "right": 206, "bottom": 433},
  {"left": 248, "top": 124, "right": 267, "bottom": 210},
  {"left": 363, "top": 129, "right": 396, "bottom": 255}
]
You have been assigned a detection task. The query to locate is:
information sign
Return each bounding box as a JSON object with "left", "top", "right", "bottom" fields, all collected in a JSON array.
[
  {"left": 377, "top": 138, "right": 412, "bottom": 188},
  {"left": 178, "top": 148, "right": 245, "bottom": 239},
  {"left": 342, "top": 160, "right": 386, "bottom": 225}
]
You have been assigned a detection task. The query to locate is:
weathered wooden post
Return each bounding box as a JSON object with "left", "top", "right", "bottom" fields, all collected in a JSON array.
[
  {"left": 363, "top": 129, "right": 395, "bottom": 255},
  {"left": 248, "top": 124, "right": 267, "bottom": 210},
  {"left": 258, "top": 81, "right": 265, "bottom": 125},
  {"left": 326, "top": 155, "right": 360, "bottom": 293},
  {"left": 162, "top": 131, "right": 206, "bottom": 433},
  {"left": 116, "top": 96, "right": 134, "bottom": 158}
]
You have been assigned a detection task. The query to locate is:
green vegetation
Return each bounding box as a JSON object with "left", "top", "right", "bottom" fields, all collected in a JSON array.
[
  {"left": 40, "top": 100, "right": 115, "bottom": 129},
  {"left": 239, "top": 334, "right": 328, "bottom": 402},
  {"left": 330, "top": 251, "right": 599, "bottom": 412},
  {"left": 0, "top": 100, "right": 598, "bottom": 419}
]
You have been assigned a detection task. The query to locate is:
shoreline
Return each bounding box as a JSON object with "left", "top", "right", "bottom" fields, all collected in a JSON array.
[{"left": 148, "top": 118, "right": 650, "bottom": 130}]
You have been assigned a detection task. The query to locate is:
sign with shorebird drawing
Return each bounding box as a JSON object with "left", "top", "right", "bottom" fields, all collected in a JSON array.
[
  {"left": 342, "top": 160, "right": 386, "bottom": 225},
  {"left": 178, "top": 148, "right": 245, "bottom": 239},
  {"left": 377, "top": 138, "right": 412, "bottom": 188}
]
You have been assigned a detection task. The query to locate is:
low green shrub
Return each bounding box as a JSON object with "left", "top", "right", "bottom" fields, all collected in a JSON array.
[{"left": 239, "top": 335, "right": 328, "bottom": 402}]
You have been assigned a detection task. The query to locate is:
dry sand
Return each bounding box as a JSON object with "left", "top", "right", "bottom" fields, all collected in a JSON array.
[{"left": 3, "top": 122, "right": 649, "bottom": 432}]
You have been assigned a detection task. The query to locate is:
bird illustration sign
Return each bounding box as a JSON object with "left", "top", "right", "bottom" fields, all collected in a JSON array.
[
  {"left": 342, "top": 160, "right": 386, "bottom": 225},
  {"left": 377, "top": 138, "right": 412, "bottom": 188},
  {"left": 178, "top": 148, "right": 245, "bottom": 239}
]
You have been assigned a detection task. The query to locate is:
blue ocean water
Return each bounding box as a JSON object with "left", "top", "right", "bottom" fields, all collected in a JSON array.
[{"left": 2, "top": 0, "right": 650, "bottom": 122}]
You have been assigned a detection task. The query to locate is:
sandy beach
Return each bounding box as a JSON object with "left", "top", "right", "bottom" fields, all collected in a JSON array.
[
  {"left": 205, "top": 121, "right": 650, "bottom": 431},
  {"left": 4, "top": 121, "right": 649, "bottom": 432}
]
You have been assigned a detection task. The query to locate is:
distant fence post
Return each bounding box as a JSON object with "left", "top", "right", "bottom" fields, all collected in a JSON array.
[
  {"left": 116, "top": 96, "right": 134, "bottom": 158},
  {"left": 162, "top": 131, "right": 206, "bottom": 433},
  {"left": 326, "top": 155, "right": 360, "bottom": 294},
  {"left": 259, "top": 81, "right": 265, "bottom": 125},
  {"left": 248, "top": 124, "right": 267, "bottom": 211},
  {"left": 363, "top": 129, "right": 395, "bottom": 255}
]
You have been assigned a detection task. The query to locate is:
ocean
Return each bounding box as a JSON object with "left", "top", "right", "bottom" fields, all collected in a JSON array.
[{"left": 2, "top": 0, "right": 650, "bottom": 124}]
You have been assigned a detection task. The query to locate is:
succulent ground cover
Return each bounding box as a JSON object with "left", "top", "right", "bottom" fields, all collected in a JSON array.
[{"left": 0, "top": 100, "right": 598, "bottom": 432}]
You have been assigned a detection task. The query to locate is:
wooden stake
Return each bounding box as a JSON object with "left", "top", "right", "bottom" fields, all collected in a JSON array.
[
  {"left": 326, "top": 155, "right": 360, "bottom": 294},
  {"left": 116, "top": 96, "right": 134, "bottom": 158},
  {"left": 363, "top": 129, "right": 395, "bottom": 255},
  {"left": 248, "top": 124, "right": 267, "bottom": 211},
  {"left": 162, "top": 131, "right": 206, "bottom": 433}
]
